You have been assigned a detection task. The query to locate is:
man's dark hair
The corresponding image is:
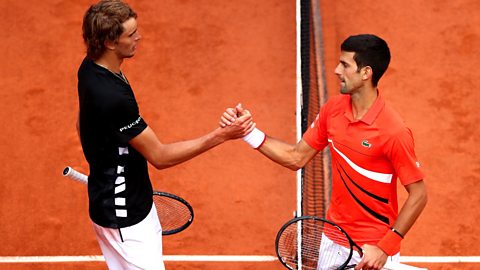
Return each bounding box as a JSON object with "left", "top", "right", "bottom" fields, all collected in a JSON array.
[
  {"left": 82, "top": 0, "right": 137, "bottom": 60},
  {"left": 341, "top": 34, "right": 391, "bottom": 86}
]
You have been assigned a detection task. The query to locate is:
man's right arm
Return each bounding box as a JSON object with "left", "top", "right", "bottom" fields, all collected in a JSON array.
[
  {"left": 129, "top": 113, "right": 254, "bottom": 170},
  {"left": 256, "top": 137, "right": 318, "bottom": 171},
  {"left": 221, "top": 103, "right": 319, "bottom": 171}
]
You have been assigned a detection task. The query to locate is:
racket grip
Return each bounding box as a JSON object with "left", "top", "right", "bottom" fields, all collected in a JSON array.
[{"left": 63, "top": 166, "right": 88, "bottom": 184}]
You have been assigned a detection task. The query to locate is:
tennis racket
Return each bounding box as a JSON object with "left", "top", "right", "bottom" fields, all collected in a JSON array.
[
  {"left": 276, "top": 216, "right": 426, "bottom": 270},
  {"left": 62, "top": 166, "right": 194, "bottom": 235}
]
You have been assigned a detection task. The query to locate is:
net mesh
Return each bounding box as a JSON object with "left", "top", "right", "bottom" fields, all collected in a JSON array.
[{"left": 299, "top": 0, "right": 330, "bottom": 218}]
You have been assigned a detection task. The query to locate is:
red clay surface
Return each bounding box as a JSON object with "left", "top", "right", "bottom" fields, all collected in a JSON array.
[{"left": 0, "top": 0, "right": 478, "bottom": 270}]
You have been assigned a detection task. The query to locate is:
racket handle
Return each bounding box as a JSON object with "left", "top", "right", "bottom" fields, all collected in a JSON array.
[{"left": 63, "top": 166, "right": 88, "bottom": 184}]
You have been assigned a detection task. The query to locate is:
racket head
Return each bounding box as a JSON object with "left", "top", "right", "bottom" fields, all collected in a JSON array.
[
  {"left": 275, "top": 216, "right": 357, "bottom": 270},
  {"left": 152, "top": 191, "right": 194, "bottom": 235}
]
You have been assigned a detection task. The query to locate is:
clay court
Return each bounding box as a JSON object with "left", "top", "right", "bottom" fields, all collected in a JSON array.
[{"left": 0, "top": 0, "right": 478, "bottom": 269}]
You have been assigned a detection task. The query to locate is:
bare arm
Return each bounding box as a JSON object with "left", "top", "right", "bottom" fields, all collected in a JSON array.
[
  {"left": 392, "top": 180, "right": 428, "bottom": 235},
  {"left": 130, "top": 113, "right": 254, "bottom": 170},
  {"left": 220, "top": 104, "right": 319, "bottom": 171},
  {"left": 257, "top": 138, "right": 319, "bottom": 171}
]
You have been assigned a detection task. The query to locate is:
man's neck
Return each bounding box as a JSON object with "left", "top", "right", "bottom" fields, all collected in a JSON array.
[
  {"left": 94, "top": 53, "right": 123, "bottom": 73},
  {"left": 350, "top": 86, "right": 378, "bottom": 121}
]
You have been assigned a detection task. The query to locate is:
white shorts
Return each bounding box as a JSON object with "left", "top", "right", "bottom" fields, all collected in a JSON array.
[
  {"left": 317, "top": 233, "right": 399, "bottom": 270},
  {"left": 92, "top": 204, "right": 165, "bottom": 270}
]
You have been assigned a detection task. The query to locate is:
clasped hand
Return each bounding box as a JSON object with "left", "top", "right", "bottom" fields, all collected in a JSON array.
[{"left": 218, "top": 103, "right": 255, "bottom": 139}]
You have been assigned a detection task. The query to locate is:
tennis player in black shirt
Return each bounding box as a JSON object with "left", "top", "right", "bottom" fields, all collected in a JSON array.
[{"left": 77, "top": 1, "right": 255, "bottom": 269}]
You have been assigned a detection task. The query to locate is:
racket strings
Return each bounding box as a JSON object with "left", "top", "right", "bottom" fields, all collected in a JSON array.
[
  {"left": 277, "top": 218, "right": 352, "bottom": 270},
  {"left": 153, "top": 194, "right": 192, "bottom": 233}
]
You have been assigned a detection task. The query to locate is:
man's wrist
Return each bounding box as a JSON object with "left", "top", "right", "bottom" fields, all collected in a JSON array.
[
  {"left": 390, "top": 227, "right": 404, "bottom": 239},
  {"left": 243, "top": 128, "right": 266, "bottom": 149},
  {"left": 376, "top": 228, "right": 403, "bottom": 256}
]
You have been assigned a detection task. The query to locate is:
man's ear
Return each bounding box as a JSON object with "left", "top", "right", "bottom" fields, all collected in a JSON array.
[
  {"left": 362, "top": 66, "right": 373, "bottom": 81},
  {"left": 104, "top": 39, "right": 116, "bottom": 50}
]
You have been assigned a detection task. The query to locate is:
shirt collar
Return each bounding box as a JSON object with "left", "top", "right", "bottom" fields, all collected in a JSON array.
[{"left": 344, "top": 91, "right": 385, "bottom": 125}]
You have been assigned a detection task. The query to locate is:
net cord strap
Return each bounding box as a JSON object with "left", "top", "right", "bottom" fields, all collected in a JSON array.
[
  {"left": 295, "top": 0, "right": 303, "bottom": 219},
  {"left": 296, "top": 1, "right": 304, "bottom": 268}
]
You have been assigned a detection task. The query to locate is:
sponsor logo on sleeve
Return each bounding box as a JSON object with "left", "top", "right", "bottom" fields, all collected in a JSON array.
[{"left": 119, "top": 116, "right": 142, "bottom": 132}]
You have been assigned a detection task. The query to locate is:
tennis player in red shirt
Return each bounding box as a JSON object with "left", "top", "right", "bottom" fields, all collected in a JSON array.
[{"left": 221, "top": 34, "right": 427, "bottom": 270}]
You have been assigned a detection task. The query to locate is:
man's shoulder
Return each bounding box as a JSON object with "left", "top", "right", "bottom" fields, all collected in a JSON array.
[
  {"left": 78, "top": 57, "right": 94, "bottom": 75},
  {"left": 380, "top": 101, "right": 406, "bottom": 125},
  {"left": 78, "top": 59, "right": 118, "bottom": 94},
  {"left": 322, "top": 94, "right": 349, "bottom": 115},
  {"left": 326, "top": 94, "right": 349, "bottom": 104},
  {"left": 376, "top": 101, "right": 414, "bottom": 140}
]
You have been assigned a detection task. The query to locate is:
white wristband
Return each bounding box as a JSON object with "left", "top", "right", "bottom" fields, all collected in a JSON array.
[{"left": 242, "top": 128, "right": 266, "bottom": 149}]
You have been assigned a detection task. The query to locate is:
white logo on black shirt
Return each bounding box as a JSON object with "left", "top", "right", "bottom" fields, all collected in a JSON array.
[
  {"left": 119, "top": 116, "right": 142, "bottom": 132},
  {"left": 115, "top": 151, "right": 128, "bottom": 218}
]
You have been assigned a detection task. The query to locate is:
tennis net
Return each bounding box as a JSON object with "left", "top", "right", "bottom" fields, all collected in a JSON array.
[{"left": 297, "top": 0, "right": 330, "bottom": 218}]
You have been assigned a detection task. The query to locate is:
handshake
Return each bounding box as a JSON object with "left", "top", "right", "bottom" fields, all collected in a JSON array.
[{"left": 219, "top": 103, "right": 266, "bottom": 149}]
